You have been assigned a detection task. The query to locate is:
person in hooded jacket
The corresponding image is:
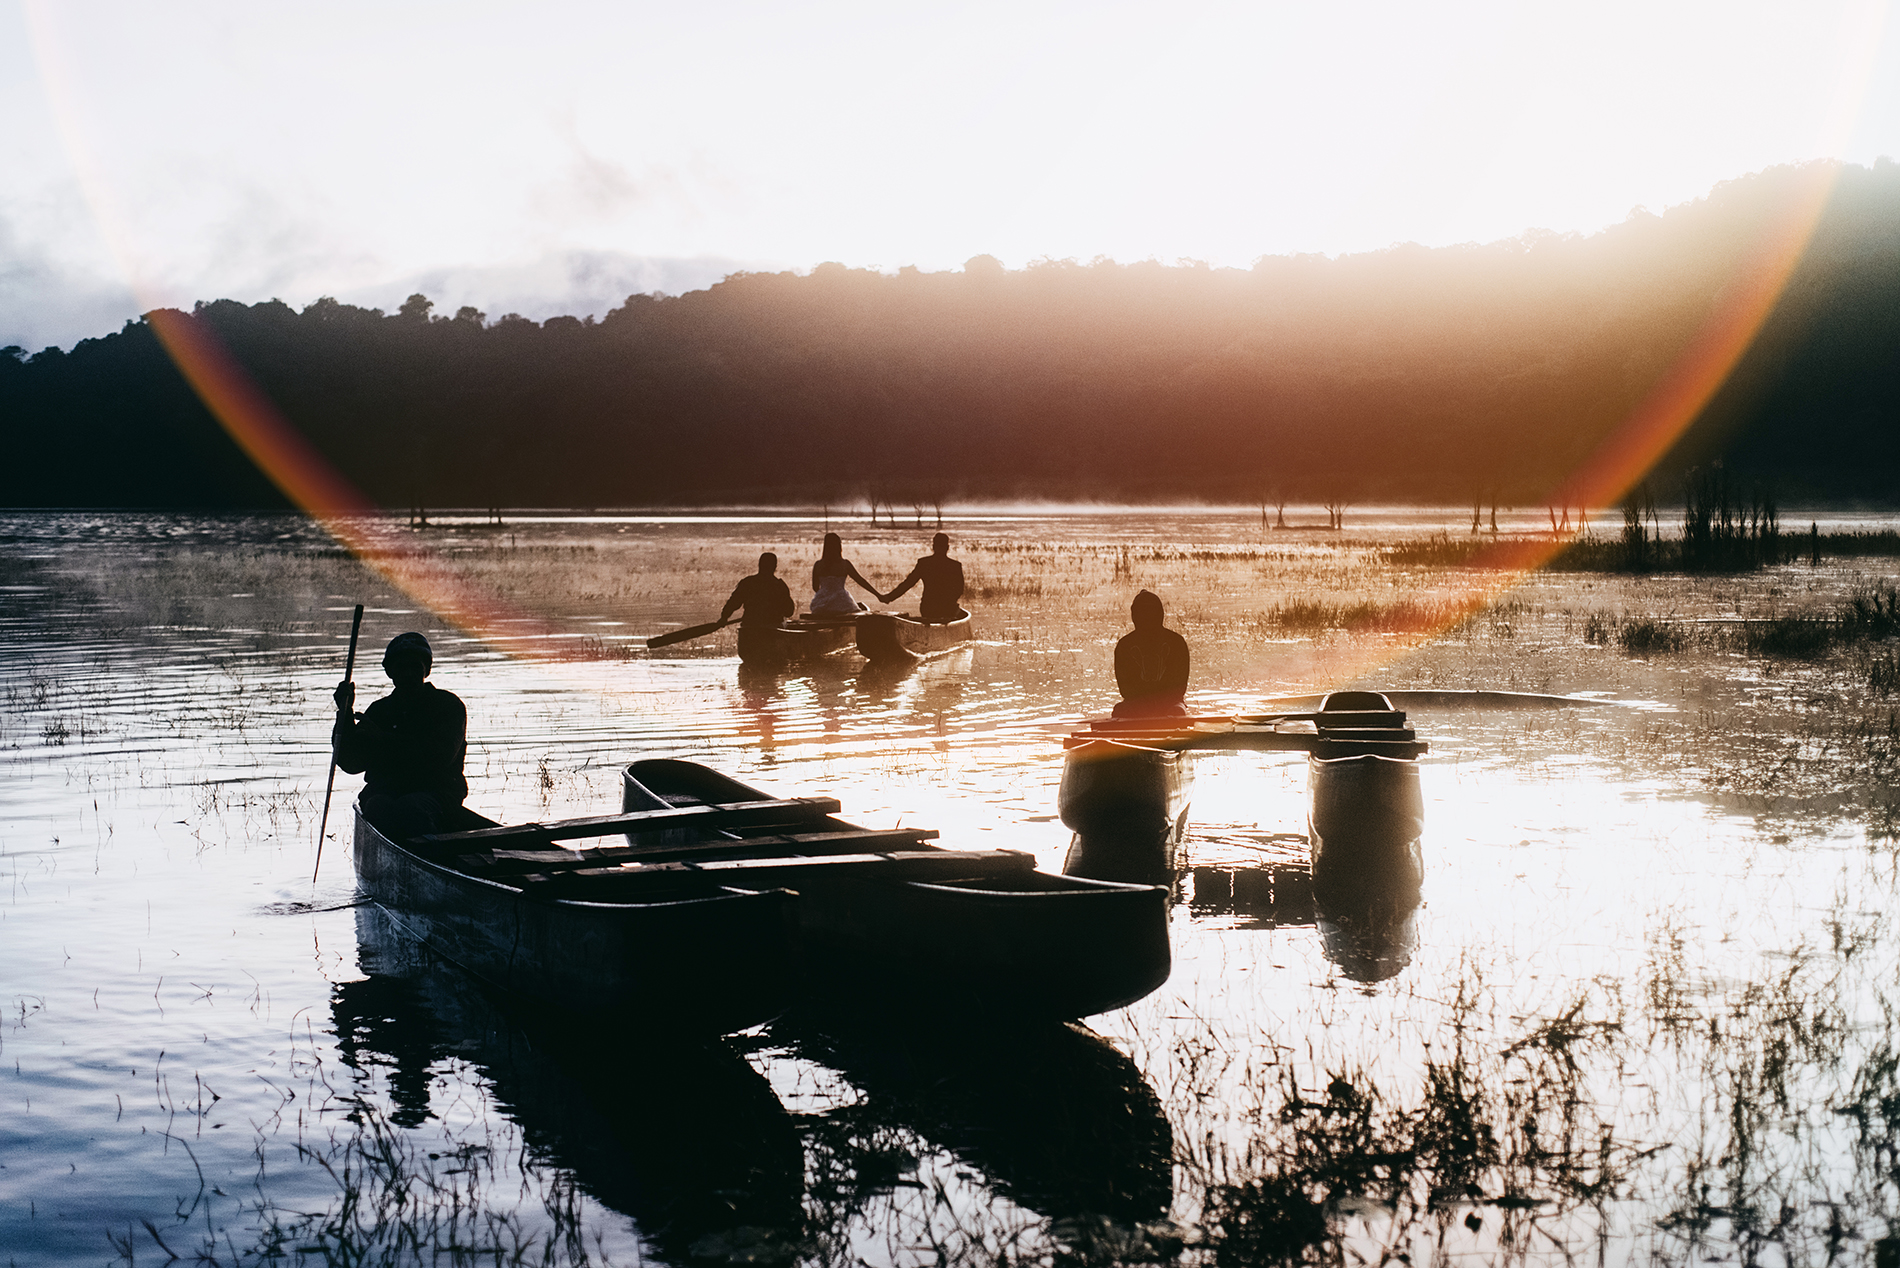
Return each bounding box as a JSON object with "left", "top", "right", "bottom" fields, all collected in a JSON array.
[{"left": 1112, "top": 590, "right": 1190, "bottom": 718}]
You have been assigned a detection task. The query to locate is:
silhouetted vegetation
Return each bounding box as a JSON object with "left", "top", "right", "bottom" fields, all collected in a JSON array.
[
  {"left": 4, "top": 159, "right": 1899, "bottom": 509},
  {"left": 1583, "top": 586, "right": 1900, "bottom": 660}
]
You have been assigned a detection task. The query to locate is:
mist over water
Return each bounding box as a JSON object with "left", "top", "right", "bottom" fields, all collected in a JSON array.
[{"left": 5, "top": 510, "right": 1900, "bottom": 1265}]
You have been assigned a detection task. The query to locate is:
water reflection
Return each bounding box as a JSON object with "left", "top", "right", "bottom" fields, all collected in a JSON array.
[
  {"left": 337, "top": 906, "right": 806, "bottom": 1260},
  {"left": 1187, "top": 861, "right": 1418, "bottom": 982},
  {"left": 1186, "top": 861, "right": 1316, "bottom": 928},
  {"left": 1315, "top": 905, "right": 1420, "bottom": 983},
  {"left": 777, "top": 1014, "right": 1172, "bottom": 1224},
  {"left": 17, "top": 511, "right": 1900, "bottom": 1265}
]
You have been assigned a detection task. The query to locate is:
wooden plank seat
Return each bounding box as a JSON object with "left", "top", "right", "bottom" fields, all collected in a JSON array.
[
  {"left": 514, "top": 848, "right": 1039, "bottom": 892},
  {"left": 1086, "top": 709, "right": 1406, "bottom": 730},
  {"left": 1063, "top": 726, "right": 1426, "bottom": 757},
  {"left": 456, "top": 827, "right": 943, "bottom": 876},
  {"left": 414, "top": 797, "right": 845, "bottom": 849}
]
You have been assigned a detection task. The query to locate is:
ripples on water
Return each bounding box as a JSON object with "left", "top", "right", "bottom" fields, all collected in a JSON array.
[{"left": 5, "top": 510, "right": 1900, "bottom": 1265}]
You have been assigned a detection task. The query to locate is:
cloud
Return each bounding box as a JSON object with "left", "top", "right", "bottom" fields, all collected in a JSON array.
[
  {"left": 0, "top": 211, "right": 139, "bottom": 351},
  {"left": 0, "top": 180, "right": 771, "bottom": 349}
]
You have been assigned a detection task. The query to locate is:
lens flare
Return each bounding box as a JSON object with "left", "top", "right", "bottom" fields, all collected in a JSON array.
[
  {"left": 19, "top": 0, "right": 1881, "bottom": 689},
  {"left": 1244, "top": 162, "right": 1845, "bottom": 691}
]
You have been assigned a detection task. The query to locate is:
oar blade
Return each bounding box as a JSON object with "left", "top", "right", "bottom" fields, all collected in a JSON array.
[{"left": 647, "top": 619, "right": 732, "bottom": 649}]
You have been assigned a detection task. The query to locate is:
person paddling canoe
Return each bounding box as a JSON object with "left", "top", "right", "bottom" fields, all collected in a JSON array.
[
  {"left": 720, "top": 552, "right": 798, "bottom": 662},
  {"left": 333, "top": 632, "right": 468, "bottom": 837}
]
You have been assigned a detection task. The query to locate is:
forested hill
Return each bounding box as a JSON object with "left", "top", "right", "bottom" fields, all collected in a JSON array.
[{"left": 5, "top": 160, "right": 1898, "bottom": 510}]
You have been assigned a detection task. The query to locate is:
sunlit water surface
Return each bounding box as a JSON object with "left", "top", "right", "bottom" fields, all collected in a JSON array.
[{"left": 5, "top": 510, "right": 1900, "bottom": 1266}]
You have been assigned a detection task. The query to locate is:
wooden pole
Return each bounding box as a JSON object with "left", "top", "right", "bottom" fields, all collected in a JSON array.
[{"left": 314, "top": 605, "right": 365, "bottom": 883}]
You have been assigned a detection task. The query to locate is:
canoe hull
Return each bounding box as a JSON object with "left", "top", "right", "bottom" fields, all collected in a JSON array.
[
  {"left": 623, "top": 760, "right": 1171, "bottom": 1019},
  {"left": 1057, "top": 744, "right": 1194, "bottom": 837},
  {"left": 855, "top": 612, "right": 974, "bottom": 664},
  {"left": 738, "top": 617, "right": 857, "bottom": 666},
  {"left": 790, "top": 869, "right": 1170, "bottom": 1018},
  {"left": 352, "top": 806, "right": 798, "bottom": 1033},
  {"left": 1306, "top": 753, "right": 1425, "bottom": 907}
]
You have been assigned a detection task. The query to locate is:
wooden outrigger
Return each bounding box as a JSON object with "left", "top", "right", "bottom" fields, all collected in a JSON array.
[
  {"left": 1057, "top": 692, "right": 1430, "bottom": 904},
  {"left": 1060, "top": 707, "right": 1427, "bottom": 758}
]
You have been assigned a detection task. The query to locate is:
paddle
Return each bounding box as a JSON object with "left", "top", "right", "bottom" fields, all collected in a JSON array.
[
  {"left": 647, "top": 617, "right": 736, "bottom": 649},
  {"left": 313, "top": 604, "right": 365, "bottom": 883}
]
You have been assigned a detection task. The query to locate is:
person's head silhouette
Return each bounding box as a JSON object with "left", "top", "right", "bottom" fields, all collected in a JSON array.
[
  {"left": 821, "top": 533, "right": 843, "bottom": 560},
  {"left": 932, "top": 533, "right": 950, "bottom": 555},
  {"left": 382, "top": 632, "right": 433, "bottom": 687},
  {"left": 1130, "top": 590, "right": 1164, "bottom": 631},
  {"left": 757, "top": 552, "right": 778, "bottom": 575}
]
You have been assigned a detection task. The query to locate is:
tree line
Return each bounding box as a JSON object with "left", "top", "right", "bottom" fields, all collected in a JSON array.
[{"left": 4, "top": 159, "right": 1897, "bottom": 510}]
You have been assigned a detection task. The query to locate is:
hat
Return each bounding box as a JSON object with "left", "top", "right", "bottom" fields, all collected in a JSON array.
[{"left": 383, "top": 632, "right": 433, "bottom": 667}]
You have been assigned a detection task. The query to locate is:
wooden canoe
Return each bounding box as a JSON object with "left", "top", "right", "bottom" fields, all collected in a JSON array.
[
  {"left": 855, "top": 611, "right": 974, "bottom": 664},
  {"left": 1307, "top": 691, "right": 1425, "bottom": 906},
  {"left": 621, "top": 759, "right": 1171, "bottom": 1019},
  {"left": 351, "top": 803, "right": 799, "bottom": 1033},
  {"left": 737, "top": 615, "right": 859, "bottom": 666},
  {"left": 1056, "top": 743, "right": 1196, "bottom": 884}
]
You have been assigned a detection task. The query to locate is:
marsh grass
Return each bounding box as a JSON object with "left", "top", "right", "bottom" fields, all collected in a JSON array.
[
  {"left": 1577, "top": 587, "right": 1900, "bottom": 663},
  {"left": 1149, "top": 896, "right": 1900, "bottom": 1267}
]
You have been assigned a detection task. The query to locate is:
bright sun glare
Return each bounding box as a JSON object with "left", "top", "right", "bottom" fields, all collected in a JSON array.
[{"left": 8, "top": 0, "right": 1896, "bottom": 324}]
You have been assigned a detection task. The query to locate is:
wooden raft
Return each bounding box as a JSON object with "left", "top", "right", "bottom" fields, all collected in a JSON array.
[{"left": 1063, "top": 709, "right": 1428, "bottom": 758}]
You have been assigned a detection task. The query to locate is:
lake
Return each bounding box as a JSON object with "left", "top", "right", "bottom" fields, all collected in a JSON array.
[{"left": 4, "top": 507, "right": 1899, "bottom": 1266}]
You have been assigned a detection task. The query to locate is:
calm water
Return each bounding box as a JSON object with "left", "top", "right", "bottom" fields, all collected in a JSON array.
[{"left": 4, "top": 510, "right": 1899, "bottom": 1266}]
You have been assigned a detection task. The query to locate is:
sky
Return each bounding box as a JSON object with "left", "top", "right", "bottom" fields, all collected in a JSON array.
[{"left": 3, "top": 0, "right": 1897, "bottom": 351}]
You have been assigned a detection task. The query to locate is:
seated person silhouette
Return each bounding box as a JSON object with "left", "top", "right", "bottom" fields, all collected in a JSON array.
[
  {"left": 881, "top": 532, "right": 968, "bottom": 623},
  {"left": 333, "top": 632, "right": 468, "bottom": 838},
  {"left": 809, "top": 532, "right": 880, "bottom": 617},
  {"left": 720, "top": 552, "right": 797, "bottom": 662},
  {"left": 1112, "top": 590, "right": 1190, "bottom": 719}
]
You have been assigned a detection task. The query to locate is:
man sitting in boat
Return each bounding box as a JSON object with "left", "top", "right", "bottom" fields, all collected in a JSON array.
[
  {"left": 332, "top": 632, "right": 468, "bottom": 838},
  {"left": 1112, "top": 590, "right": 1190, "bottom": 718},
  {"left": 809, "top": 532, "right": 879, "bottom": 616},
  {"left": 720, "top": 552, "right": 798, "bottom": 661},
  {"left": 880, "top": 532, "right": 968, "bottom": 623}
]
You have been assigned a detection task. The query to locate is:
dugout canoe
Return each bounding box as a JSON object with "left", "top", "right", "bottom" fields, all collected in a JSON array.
[
  {"left": 352, "top": 803, "right": 799, "bottom": 1033},
  {"left": 1056, "top": 742, "right": 1195, "bottom": 841},
  {"left": 854, "top": 611, "right": 974, "bottom": 664},
  {"left": 737, "top": 615, "right": 859, "bottom": 666},
  {"left": 622, "top": 759, "right": 1171, "bottom": 1019},
  {"left": 1056, "top": 742, "right": 1196, "bottom": 884},
  {"left": 1306, "top": 691, "right": 1426, "bottom": 907}
]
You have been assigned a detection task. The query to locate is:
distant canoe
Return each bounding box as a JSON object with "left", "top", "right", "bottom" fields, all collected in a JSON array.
[
  {"left": 352, "top": 804, "right": 798, "bottom": 1033},
  {"left": 623, "top": 759, "right": 1171, "bottom": 1019},
  {"left": 855, "top": 611, "right": 974, "bottom": 664},
  {"left": 738, "top": 615, "right": 858, "bottom": 666}
]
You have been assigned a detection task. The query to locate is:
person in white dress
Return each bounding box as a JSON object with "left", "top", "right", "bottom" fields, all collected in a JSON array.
[{"left": 808, "top": 532, "right": 880, "bottom": 616}]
